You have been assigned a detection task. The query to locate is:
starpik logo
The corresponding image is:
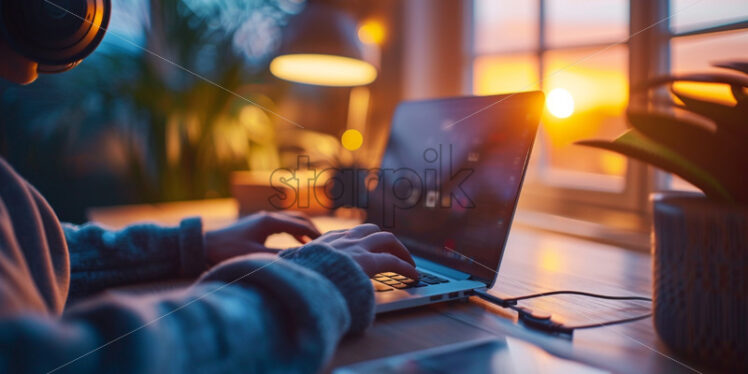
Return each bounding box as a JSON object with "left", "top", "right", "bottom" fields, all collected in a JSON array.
[{"left": 266, "top": 145, "right": 475, "bottom": 227}]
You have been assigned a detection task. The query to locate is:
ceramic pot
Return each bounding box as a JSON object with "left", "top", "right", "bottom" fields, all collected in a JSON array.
[{"left": 652, "top": 192, "right": 747, "bottom": 371}]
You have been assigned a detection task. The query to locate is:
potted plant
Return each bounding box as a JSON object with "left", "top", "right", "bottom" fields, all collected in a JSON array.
[{"left": 577, "top": 61, "right": 747, "bottom": 371}]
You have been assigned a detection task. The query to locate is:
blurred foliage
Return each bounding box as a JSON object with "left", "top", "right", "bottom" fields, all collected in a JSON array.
[
  {"left": 0, "top": 0, "right": 305, "bottom": 221},
  {"left": 577, "top": 62, "right": 748, "bottom": 203}
]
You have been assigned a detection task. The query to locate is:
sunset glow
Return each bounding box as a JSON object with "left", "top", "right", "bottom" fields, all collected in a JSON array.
[{"left": 546, "top": 88, "right": 575, "bottom": 118}]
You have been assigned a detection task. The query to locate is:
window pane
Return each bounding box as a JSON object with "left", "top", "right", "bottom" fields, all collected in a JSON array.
[
  {"left": 474, "top": 0, "right": 538, "bottom": 54},
  {"left": 546, "top": 0, "right": 628, "bottom": 48},
  {"left": 672, "top": 30, "right": 748, "bottom": 105},
  {"left": 473, "top": 54, "right": 539, "bottom": 95},
  {"left": 539, "top": 46, "right": 629, "bottom": 185},
  {"left": 670, "top": 0, "right": 748, "bottom": 34}
]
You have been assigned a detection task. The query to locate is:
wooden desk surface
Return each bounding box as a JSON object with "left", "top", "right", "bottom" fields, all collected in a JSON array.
[{"left": 89, "top": 199, "right": 711, "bottom": 374}]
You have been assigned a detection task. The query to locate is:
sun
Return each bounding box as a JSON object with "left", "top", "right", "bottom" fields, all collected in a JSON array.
[{"left": 546, "top": 88, "right": 575, "bottom": 119}]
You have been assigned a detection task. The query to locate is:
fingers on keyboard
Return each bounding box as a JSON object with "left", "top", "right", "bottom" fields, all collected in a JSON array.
[
  {"left": 372, "top": 280, "right": 394, "bottom": 292},
  {"left": 371, "top": 272, "right": 447, "bottom": 292}
]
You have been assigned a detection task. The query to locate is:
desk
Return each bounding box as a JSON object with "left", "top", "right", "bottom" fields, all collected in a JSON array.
[{"left": 89, "top": 199, "right": 709, "bottom": 374}]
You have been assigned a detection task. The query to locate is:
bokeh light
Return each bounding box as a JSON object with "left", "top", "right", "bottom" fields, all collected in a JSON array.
[
  {"left": 341, "top": 129, "right": 364, "bottom": 151},
  {"left": 270, "top": 54, "right": 377, "bottom": 86},
  {"left": 546, "top": 88, "right": 575, "bottom": 118},
  {"left": 358, "top": 19, "right": 386, "bottom": 45}
]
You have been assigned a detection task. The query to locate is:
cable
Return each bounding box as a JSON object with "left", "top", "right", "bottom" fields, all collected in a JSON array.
[
  {"left": 503, "top": 290, "right": 652, "bottom": 303},
  {"left": 569, "top": 313, "right": 652, "bottom": 330},
  {"left": 471, "top": 289, "right": 652, "bottom": 337}
]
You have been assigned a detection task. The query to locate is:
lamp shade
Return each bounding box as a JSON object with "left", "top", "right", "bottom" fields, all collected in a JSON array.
[{"left": 270, "top": 4, "right": 377, "bottom": 87}]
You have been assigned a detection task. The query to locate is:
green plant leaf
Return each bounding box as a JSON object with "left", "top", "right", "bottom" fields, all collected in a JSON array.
[
  {"left": 626, "top": 112, "right": 748, "bottom": 202},
  {"left": 576, "top": 130, "right": 734, "bottom": 202},
  {"left": 626, "top": 111, "right": 744, "bottom": 162}
]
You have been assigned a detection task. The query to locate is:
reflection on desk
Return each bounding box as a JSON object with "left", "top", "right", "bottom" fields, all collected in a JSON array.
[{"left": 335, "top": 337, "right": 608, "bottom": 374}]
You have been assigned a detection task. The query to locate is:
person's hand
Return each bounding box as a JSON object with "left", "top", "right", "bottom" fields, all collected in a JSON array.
[
  {"left": 307, "top": 223, "right": 418, "bottom": 279},
  {"left": 205, "top": 211, "right": 321, "bottom": 264}
]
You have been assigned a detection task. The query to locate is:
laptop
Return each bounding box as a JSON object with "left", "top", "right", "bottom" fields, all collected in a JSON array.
[{"left": 362, "top": 91, "right": 545, "bottom": 313}]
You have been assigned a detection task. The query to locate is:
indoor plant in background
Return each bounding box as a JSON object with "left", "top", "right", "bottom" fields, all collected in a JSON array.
[
  {"left": 577, "top": 62, "right": 747, "bottom": 371},
  {"left": 0, "top": 0, "right": 302, "bottom": 221}
]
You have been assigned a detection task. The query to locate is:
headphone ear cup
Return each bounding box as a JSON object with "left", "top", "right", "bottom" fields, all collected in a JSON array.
[{"left": 0, "top": 0, "right": 110, "bottom": 72}]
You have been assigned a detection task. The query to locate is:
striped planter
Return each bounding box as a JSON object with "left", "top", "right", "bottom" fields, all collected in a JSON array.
[{"left": 652, "top": 192, "right": 748, "bottom": 371}]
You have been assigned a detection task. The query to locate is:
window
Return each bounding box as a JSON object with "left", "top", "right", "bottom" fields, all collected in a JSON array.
[
  {"left": 665, "top": 0, "right": 748, "bottom": 192},
  {"left": 469, "top": 0, "right": 748, "bottom": 221}
]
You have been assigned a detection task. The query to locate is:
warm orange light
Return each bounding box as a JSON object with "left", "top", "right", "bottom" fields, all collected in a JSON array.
[
  {"left": 473, "top": 54, "right": 539, "bottom": 94},
  {"left": 601, "top": 151, "right": 626, "bottom": 175},
  {"left": 358, "top": 19, "right": 386, "bottom": 45},
  {"left": 473, "top": 48, "right": 631, "bottom": 176},
  {"left": 341, "top": 129, "right": 363, "bottom": 151},
  {"left": 538, "top": 247, "right": 563, "bottom": 273},
  {"left": 543, "top": 49, "right": 628, "bottom": 113},
  {"left": 270, "top": 54, "right": 377, "bottom": 87},
  {"left": 540, "top": 48, "right": 629, "bottom": 149},
  {"left": 546, "top": 88, "right": 575, "bottom": 118},
  {"left": 672, "top": 81, "right": 737, "bottom": 106}
]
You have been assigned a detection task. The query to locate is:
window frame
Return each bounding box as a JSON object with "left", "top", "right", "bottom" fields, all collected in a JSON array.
[{"left": 465, "top": 0, "right": 747, "bottom": 224}]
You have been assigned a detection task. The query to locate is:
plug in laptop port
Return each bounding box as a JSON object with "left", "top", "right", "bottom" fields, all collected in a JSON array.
[
  {"left": 448, "top": 292, "right": 460, "bottom": 299},
  {"left": 429, "top": 295, "right": 443, "bottom": 301}
]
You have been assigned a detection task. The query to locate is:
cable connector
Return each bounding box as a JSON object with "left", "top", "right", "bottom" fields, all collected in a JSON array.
[
  {"left": 471, "top": 288, "right": 651, "bottom": 338},
  {"left": 471, "top": 289, "right": 517, "bottom": 307}
]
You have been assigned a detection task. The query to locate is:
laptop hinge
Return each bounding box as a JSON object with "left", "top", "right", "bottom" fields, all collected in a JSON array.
[
  {"left": 469, "top": 276, "right": 492, "bottom": 286},
  {"left": 414, "top": 256, "right": 471, "bottom": 280}
]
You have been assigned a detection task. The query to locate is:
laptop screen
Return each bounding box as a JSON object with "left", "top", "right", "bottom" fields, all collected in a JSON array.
[{"left": 365, "top": 92, "right": 544, "bottom": 284}]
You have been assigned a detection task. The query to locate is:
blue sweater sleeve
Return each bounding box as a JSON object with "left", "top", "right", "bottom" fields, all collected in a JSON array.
[
  {"left": 0, "top": 244, "right": 375, "bottom": 374},
  {"left": 63, "top": 218, "right": 207, "bottom": 299}
]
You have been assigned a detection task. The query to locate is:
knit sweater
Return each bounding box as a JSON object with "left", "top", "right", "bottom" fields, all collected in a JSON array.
[{"left": 0, "top": 157, "right": 375, "bottom": 373}]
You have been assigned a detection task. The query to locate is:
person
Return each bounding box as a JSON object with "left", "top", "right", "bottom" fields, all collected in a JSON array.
[{"left": 0, "top": 33, "right": 419, "bottom": 373}]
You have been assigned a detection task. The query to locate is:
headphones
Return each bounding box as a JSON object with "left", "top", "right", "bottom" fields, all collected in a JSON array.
[{"left": 0, "top": 0, "right": 110, "bottom": 73}]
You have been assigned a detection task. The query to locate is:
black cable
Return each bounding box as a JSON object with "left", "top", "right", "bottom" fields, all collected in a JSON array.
[
  {"left": 568, "top": 313, "right": 652, "bottom": 330},
  {"left": 472, "top": 289, "right": 652, "bottom": 336},
  {"left": 503, "top": 290, "right": 652, "bottom": 304}
]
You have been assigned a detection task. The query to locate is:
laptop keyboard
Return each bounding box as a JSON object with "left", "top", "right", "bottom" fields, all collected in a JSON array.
[{"left": 371, "top": 271, "right": 450, "bottom": 292}]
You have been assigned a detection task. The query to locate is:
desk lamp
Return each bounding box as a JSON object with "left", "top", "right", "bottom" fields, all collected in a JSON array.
[{"left": 269, "top": 3, "right": 377, "bottom": 87}]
